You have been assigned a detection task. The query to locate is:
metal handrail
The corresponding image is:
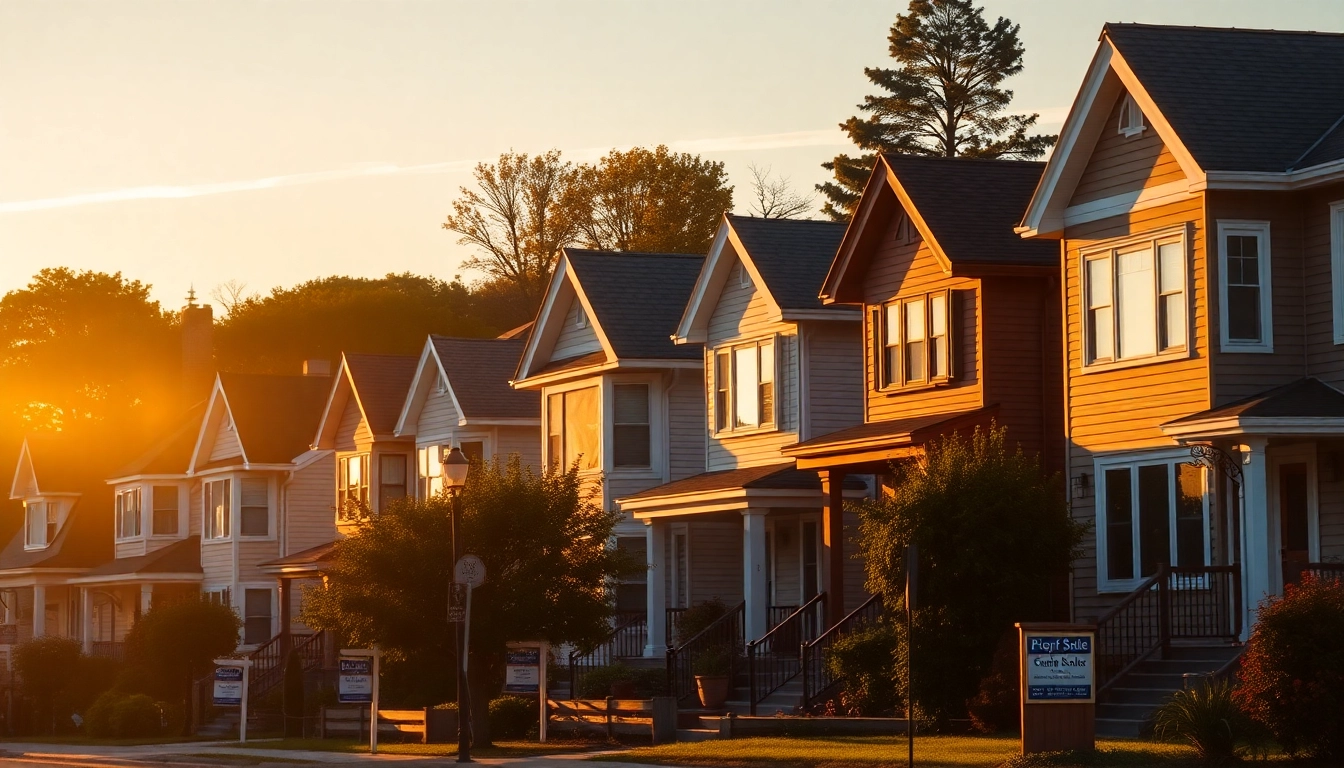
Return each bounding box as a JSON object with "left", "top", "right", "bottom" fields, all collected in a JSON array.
[
  {"left": 666, "top": 602, "right": 745, "bottom": 705},
  {"left": 567, "top": 611, "right": 648, "bottom": 700},
  {"left": 747, "top": 592, "right": 826, "bottom": 714},
  {"left": 800, "top": 594, "right": 883, "bottom": 711}
]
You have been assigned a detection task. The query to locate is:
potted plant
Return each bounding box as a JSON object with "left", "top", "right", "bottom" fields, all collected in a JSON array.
[{"left": 693, "top": 643, "right": 733, "bottom": 710}]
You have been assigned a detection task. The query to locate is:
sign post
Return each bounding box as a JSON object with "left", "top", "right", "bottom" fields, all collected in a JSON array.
[
  {"left": 504, "top": 642, "right": 550, "bottom": 742},
  {"left": 341, "top": 648, "right": 381, "bottom": 753},
  {"left": 1016, "top": 623, "right": 1096, "bottom": 754},
  {"left": 453, "top": 555, "right": 485, "bottom": 763},
  {"left": 212, "top": 659, "right": 252, "bottom": 743}
]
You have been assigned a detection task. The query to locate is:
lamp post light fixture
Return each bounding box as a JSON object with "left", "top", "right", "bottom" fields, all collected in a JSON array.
[{"left": 442, "top": 445, "right": 471, "bottom": 763}]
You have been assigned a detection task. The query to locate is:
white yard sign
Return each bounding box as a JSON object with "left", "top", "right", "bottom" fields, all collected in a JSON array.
[{"left": 1022, "top": 632, "right": 1095, "bottom": 703}]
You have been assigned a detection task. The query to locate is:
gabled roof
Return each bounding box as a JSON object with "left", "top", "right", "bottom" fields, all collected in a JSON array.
[
  {"left": 2, "top": 432, "right": 115, "bottom": 572},
  {"left": 1164, "top": 378, "right": 1344, "bottom": 439},
  {"left": 823, "top": 156, "right": 1056, "bottom": 304},
  {"left": 394, "top": 336, "right": 538, "bottom": 434},
  {"left": 515, "top": 249, "right": 704, "bottom": 383},
  {"left": 676, "top": 215, "right": 854, "bottom": 343},
  {"left": 1020, "top": 23, "right": 1344, "bottom": 237},
  {"left": 190, "top": 373, "right": 332, "bottom": 470},
  {"left": 314, "top": 353, "right": 418, "bottom": 448},
  {"left": 110, "top": 405, "right": 206, "bottom": 481}
]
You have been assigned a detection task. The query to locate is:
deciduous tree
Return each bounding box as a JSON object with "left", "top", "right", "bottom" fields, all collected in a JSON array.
[
  {"left": 747, "top": 164, "right": 815, "bottom": 220},
  {"left": 819, "top": 0, "right": 1055, "bottom": 219},
  {"left": 124, "top": 598, "right": 242, "bottom": 735}
]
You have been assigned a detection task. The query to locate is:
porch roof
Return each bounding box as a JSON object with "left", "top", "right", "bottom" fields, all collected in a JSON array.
[
  {"left": 618, "top": 462, "right": 866, "bottom": 517},
  {"left": 258, "top": 539, "right": 339, "bottom": 576},
  {"left": 1162, "top": 378, "right": 1344, "bottom": 439},
  {"left": 70, "top": 536, "right": 202, "bottom": 584},
  {"left": 782, "top": 407, "right": 997, "bottom": 469}
]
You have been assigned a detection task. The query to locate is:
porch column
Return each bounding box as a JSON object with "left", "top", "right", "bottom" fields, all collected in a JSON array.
[
  {"left": 278, "top": 577, "right": 293, "bottom": 655},
  {"left": 820, "top": 470, "right": 846, "bottom": 627},
  {"left": 81, "top": 588, "right": 93, "bottom": 654},
  {"left": 31, "top": 585, "right": 45, "bottom": 638},
  {"left": 1241, "top": 438, "right": 1272, "bottom": 637},
  {"left": 742, "top": 509, "right": 769, "bottom": 643},
  {"left": 139, "top": 584, "right": 153, "bottom": 616},
  {"left": 644, "top": 519, "right": 668, "bottom": 657}
]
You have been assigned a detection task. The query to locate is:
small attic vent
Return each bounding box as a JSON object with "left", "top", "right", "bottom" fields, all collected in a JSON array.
[
  {"left": 737, "top": 262, "right": 751, "bottom": 290},
  {"left": 436, "top": 375, "right": 448, "bottom": 395},
  {"left": 575, "top": 307, "right": 587, "bottom": 329},
  {"left": 1118, "top": 93, "right": 1145, "bottom": 138}
]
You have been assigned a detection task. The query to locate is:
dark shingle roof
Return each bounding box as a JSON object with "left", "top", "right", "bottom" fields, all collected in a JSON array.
[
  {"left": 785, "top": 408, "right": 994, "bottom": 456},
  {"left": 429, "top": 336, "right": 538, "bottom": 420},
  {"left": 726, "top": 216, "right": 848, "bottom": 311},
  {"left": 565, "top": 250, "right": 705, "bottom": 360},
  {"left": 1105, "top": 23, "right": 1344, "bottom": 172},
  {"left": 622, "top": 463, "right": 864, "bottom": 501},
  {"left": 344, "top": 354, "right": 418, "bottom": 435},
  {"left": 82, "top": 536, "right": 201, "bottom": 577},
  {"left": 220, "top": 373, "right": 332, "bottom": 464},
  {"left": 1166, "top": 378, "right": 1344, "bottom": 425},
  {"left": 259, "top": 539, "right": 339, "bottom": 569},
  {"left": 112, "top": 406, "right": 205, "bottom": 479},
  {"left": 1, "top": 432, "right": 114, "bottom": 571},
  {"left": 882, "top": 155, "right": 1058, "bottom": 267}
]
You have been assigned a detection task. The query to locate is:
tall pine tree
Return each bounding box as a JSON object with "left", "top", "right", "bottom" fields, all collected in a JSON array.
[{"left": 819, "top": 0, "right": 1055, "bottom": 220}]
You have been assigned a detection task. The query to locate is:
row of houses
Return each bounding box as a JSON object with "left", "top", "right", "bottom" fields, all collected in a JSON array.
[{"left": 4, "top": 22, "right": 1344, "bottom": 722}]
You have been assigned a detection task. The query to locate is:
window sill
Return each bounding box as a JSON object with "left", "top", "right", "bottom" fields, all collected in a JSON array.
[
  {"left": 22, "top": 544, "right": 50, "bottom": 552},
  {"left": 114, "top": 536, "right": 144, "bottom": 544},
  {"left": 878, "top": 379, "right": 952, "bottom": 397},
  {"left": 713, "top": 424, "right": 781, "bottom": 439},
  {"left": 1218, "top": 343, "right": 1274, "bottom": 354},
  {"left": 148, "top": 533, "right": 184, "bottom": 540},
  {"left": 1079, "top": 348, "right": 1190, "bottom": 375}
]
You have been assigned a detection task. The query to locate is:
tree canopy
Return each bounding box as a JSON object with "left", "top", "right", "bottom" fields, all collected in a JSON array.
[
  {"left": 124, "top": 598, "right": 242, "bottom": 734},
  {"left": 819, "top": 0, "right": 1055, "bottom": 219}
]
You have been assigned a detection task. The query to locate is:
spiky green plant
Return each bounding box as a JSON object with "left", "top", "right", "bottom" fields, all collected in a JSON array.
[{"left": 1151, "top": 678, "right": 1245, "bottom": 764}]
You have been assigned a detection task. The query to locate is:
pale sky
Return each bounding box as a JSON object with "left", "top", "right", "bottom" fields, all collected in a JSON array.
[{"left": 2, "top": 0, "right": 1341, "bottom": 310}]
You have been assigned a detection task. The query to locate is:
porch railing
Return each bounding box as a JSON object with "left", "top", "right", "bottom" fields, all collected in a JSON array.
[
  {"left": 748, "top": 593, "right": 826, "bottom": 715},
  {"left": 250, "top": 630, "right": 329, "bottom": 704},
  {"left": 90, "top": 641, "right": 125, "bottom": 661},
  {"left": 800, "top": 594, "right": 883, "bottom": 712},
  {"left": 1096, "top": 564, "right": 1241, "bottom": 695},
  {"left": 666, "top": 607, "right": 686, "bottom": 646},
  {"left": 568, "top": 612, "right": 648, "bottom": 699},
  {"left": 1302, "top": 562, "right": 1344, "bottom": 582},
  {"left": 666, "top": 601, "right": 745, "bottom": 705}
]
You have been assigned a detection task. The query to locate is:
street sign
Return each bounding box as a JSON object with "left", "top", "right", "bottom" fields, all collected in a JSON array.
[
  {"left": 448, "top": 582, "right": 467, "bottom": 623},
  {"left": 338, "top": 657, "right": 374, "bottom": 704},
  {"left": 213, "top": 665, "right": 244, "bottom": 707},
  {"left": 1022, "top": 632, "right": 1095, "bottom": 703},
  {"left": 454, "top": 554, "right": 486, "bottom": 587}
]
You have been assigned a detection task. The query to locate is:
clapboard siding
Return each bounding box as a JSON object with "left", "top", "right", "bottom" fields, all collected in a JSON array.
[
  {"left": 1069, "top": 91, "right": 1186, "bottom": 206},
  {"left": 772, "top": 516, "right": 802, "bottom": 605},
  {"left": 982, "top": 277, "right": 1058, "bottom": 464},
  {"left": 189, "top": 483, "right": 203, "bottom": 537},
  {"left": 1299, "top": 182, "right": 1344, "bottom": 384},
  {"left": 417, "top": 389, "right": 459, "bottom": 438},
  {"left": 201, "top": 539, "right": 233, "bottom": 583},
  {"left": 552, "top": 298, "right": 603, "bottom": 361},
  {"left": 494, "top": 426, "right": 542, "bottom": 472},
  {"left": 1320, "top": 471, "right": 1344, "bottom": 562},
  {"left": 1207, "top": 190, "right": 1307, "bottom": 404},
  {"left": 707, "top": 257, "right": 778, "bottom": 343},
  {"left": 285, "top": 454, "right": 337, "bottom": 556},
  {"left": 115, "top": 540, "right": 148, "bottom": 559},
  {"left": 706, "top": 333, "right": 800, "bottom": 471},
  {"left": 805, "top": 322, "right": 864, "bottom": 441},
  {"left": 209, "top": 423, "right": 243, "bottom": 462},
  {"left": 333, "top": 398, "right": 370, "bottom": 451},
  {"left": 667, "top": 372, "right": 707, "bottom": 481},
  {"left": 689, "top": 519, "right": 743, "bottom": 605},
  {"left": 237, "top": 540, "right": 281, "bottom": 582}
]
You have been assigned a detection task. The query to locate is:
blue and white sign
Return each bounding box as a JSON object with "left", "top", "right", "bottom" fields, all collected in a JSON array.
[
  {"left": 339, "top": 657, "right": 374, "bottom": 703},
  {"left": 213, "top": 665, "right": 244, "bottom": 707},
  {"left": 1023, "top": 633, "right": 1094, "bottom": 703},
  {"left": 503, "top": 648, "right": 541, "bottom": 694}
]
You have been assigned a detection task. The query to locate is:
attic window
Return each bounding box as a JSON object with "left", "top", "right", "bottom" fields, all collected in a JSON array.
[
  {"left": 575, "top": 307, "right": 587, "bottom": 329},
  {"left": 738, "top": 263, "right": 751, "bottom": 290},
  {"left": 436, "top": 375, "right": 448, "bottom": 395},
  {"left": 1118, "top": 94, "right": 1146, "bottom": 138}
]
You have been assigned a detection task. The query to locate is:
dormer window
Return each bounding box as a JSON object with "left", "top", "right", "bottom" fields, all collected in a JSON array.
[
  {"left": 116, "top": 488, "right": 142, "bottom": 539},
  {"left": 25, "top": 501, "right": 57, "bottom": 548},
  {"left": 1118, "top": 94, "right": 1145, "bottom": 138}
]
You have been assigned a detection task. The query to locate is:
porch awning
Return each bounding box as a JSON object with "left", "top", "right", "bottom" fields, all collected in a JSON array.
[
  {"left": 68, "top": 536, "right": 202, "bottom": 585},
  {"left": 258, "top": 539, "right": 339, "bottom": 577},
  {"left": 618, "top": 462, "right": 866, "bottom": 518},
  {"left": 1162, "top": 378, "right": 1344, "bottom": 440},
  {"left": 782, "top": 406, "right": 997, "bottom": 469}
]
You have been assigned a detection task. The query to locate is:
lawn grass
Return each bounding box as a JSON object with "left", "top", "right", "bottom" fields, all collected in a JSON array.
[
  {"left": 0, "top": 735, "right": 218, "bottom": 747},
  {"left": 215, "top": 736, "right": 605, "bottom": 757}
]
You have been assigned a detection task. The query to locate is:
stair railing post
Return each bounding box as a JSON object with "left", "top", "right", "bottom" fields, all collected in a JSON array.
[
  {"left": 1158, "top": 562, "right": 1171, "bottom": 658},
  {"left": 747, "top": 641, "right": 757, "bottom": 716}
]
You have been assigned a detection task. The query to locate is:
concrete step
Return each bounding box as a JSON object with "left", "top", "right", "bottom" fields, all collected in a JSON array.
[
  {"left": 1165, "top": 643, "right": 1243, "bottom": 662},
  {"left": 1136, "top": 658, "right": 1227, "bottom": 674},
  {"left": 676, "top": 728, "right": 721, "bottom": 742},
  {"left": 1097, "top": 702, "right": 1159, "bottom": 722},
  {"left": 1096, "top": 717, "right": 1145, "bottom": 739},
  {"left": 1100, "top": 686, "right": 1176, "bottom": 706},
  {"left": 1123, "top": 671, "right": 1187, "bottom": 689}
]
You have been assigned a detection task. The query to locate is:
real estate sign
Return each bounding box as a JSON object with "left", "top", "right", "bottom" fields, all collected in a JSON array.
[
  {"left": 212, "top": 664, "right": 244, "bottom": 707},
  {"left": 339, "top": 657, "right": 374, "bottom": 704},
  {"left": 503, "top": 647, "right": 541, "bottom": 694},
  {"left": 1022, "top": 632, "right": 1094, "bottom": 703}
]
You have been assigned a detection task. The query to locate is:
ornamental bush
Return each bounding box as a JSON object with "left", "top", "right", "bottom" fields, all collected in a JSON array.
[
  {"left": 488, "top": 695, "right": 535, "bottom": 740},
  {"left": 1233, "top": 573, "right": 1344, "bottom": 760},
  {"left": 824, "top": 621, "right": 900, "bottom": 717}
]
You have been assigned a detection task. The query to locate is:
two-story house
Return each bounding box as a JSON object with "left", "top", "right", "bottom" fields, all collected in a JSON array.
[
  {"left": 512, "top": 249, "right": 707, "bottom": 628},
  {"left": 1017, "top": 23, "right": 1344, "bottom": 636},
  {"left": 782, "top": 155, "right": 1064, "bottom": 622},
  {"left": 616, "top": 215, "right": 867, "bottom": 649}
]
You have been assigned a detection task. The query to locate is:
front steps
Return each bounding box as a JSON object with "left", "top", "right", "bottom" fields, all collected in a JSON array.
[{"left": 1096, "top": 643, "right": 1243, "bottom": 738}]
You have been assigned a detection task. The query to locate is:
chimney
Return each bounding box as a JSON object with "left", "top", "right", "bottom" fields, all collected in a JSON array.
[
  {"left": 302, "top": 359, "right": 331, "bottom": 377},
  {"left": 181, "top": 288, "right": 215, "bottom": 404}
]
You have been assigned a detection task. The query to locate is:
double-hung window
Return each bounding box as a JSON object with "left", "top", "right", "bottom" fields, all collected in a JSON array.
[
  {"left": 1217, "top": 220, "right": 1273, "bottom": 352},
  {"left": 204, "top": 479, "right": 230, "bottom": 540},
  {"left": 239, "top": 477, "right": 269, "bottom": 536},
  {"left": 116, "top": 488, "right": 141, "bottom": 539},
  {"left": 378, "top": 454, "right": 408, "bottom": 509},
  {"left": 1083, "top": 229, "right": 1187, "bottom": 366},
  {"left": 1096, "top": 450, "right": 1208, "bottom": 591},
  {"left": 337, "top": 454, "right": 369, "bottom": 518},
  {"left": 418, "top": 445, "right": 443, "bottom": 497},
  {"left": 152, "top": 486, "right": 179, "bottom": 536},
  {"left": 243, "top": 588, "right": 272, "bottom": 645},
  {"left": 612, "top": 384, "right": 651, "bottom": 468},
  {"left": 875, "top": 290, "right": 950, "bottom": 389},
  {"left": 713, "top": 339, "right": 775, "bottom": 433},
  {"left": 1330, "top": 201, "right": 1344, "bottom": 344},
  {"left": 24, "top": 502, "right": 52, "bottom": 548},
  {"left": 547, "top": 387, "right": 600, "bottom": 470}
]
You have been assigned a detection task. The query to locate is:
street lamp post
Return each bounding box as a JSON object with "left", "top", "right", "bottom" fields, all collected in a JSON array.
[{"left": 442, "top": 446, "right": 471, "bottom": 763}]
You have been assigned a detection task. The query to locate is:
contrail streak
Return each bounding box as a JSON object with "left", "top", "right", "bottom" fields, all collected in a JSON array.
[{"left": 0, "top": 129, "right": 848, "bottom": 215}]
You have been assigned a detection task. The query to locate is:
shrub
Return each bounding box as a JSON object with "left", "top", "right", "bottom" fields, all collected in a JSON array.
[
  {"left": 1233, "top": 573, "right": 1344, "bottom": 760},
  {"left": 966, "top": 630, "right": 1020, "bottom": 734},
  {"left": 576, "top": 663, "right": 666, "bottom": 698},
  {"left": 824, "top": 621, "right": 900, "bottom": 717},
  {"left": 1152, "top": 679, "right": 1246, "bottom": 763},
  {"left": 692, "top": 644, "right": 733, "bottom": 677},
  {"left": 84, "top": 691, "right": 121, "bottom": 738},
  {"left": 488, "top": 695, "right": 535, "bottom": 740},
  {"left": 110, "top": 694, "right": 162, "bottom": 738},
  {"left": 13, "top": 636, "right": 85, "bottom": 733},
  {"left": 676, "top": 599, "right": 727, "bottom": 644}
]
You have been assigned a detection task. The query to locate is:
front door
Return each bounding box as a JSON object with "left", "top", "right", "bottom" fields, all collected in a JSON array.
[{"left": 1278, "top": 463, "right": 1311, "bottom": 587}]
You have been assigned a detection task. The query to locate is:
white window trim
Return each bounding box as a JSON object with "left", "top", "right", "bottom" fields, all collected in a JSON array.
[
  {"left": 23, "top": 499, "right": 55, "bottom": 550},
  {"left": 1093, "top": 448, "right": 1211, "bottom": 594},
  {"left": 1118, "top": 93, "right": 1146, "bottom": 138},
  {"left": 202, "top": 477, "right": 231, "bottom": 541},
  {"left": 1079, "top": 225, "right": 1191, "bottom": 373},
  {"left": 737, "top": 261, "right": 752, "bottom": 290},
  {"left": 114, "top": 485, "right": 143, "bottom": 542},
  {"left": 237, "top": 475, "right": 277, "bottom": 540},
  {"left": 710, "top": 336, "right": 779, "bottom": 438},
  {"left": 1330, "top": 201, "right": 1344, "bottom": 344},
  {"left": 875, "top": 290, "right": 953, "bottom": 389},
  {"left": 238, "top": 582, "right": 279, "bottom": 648},
  {"left": 604, "top": 374, "right": 663, "bottom": 477},
  {"left": 1217, "top": 219, "right": 1274, "bottom": 353},
  {"left": 669, "top": 522, "right": 690, "bottom": 609},
  {"left": 148, "top": 484, "right": 187, "bottom": 539},
  {"left": 544, "top": 379, "right": 604, "bottom": 474}
]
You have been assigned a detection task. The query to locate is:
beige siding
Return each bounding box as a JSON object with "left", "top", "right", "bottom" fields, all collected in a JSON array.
[
  {"left": 552, "top": 297, "right": 603, "bottom": 361},
  {"left": 237, "top": 540, "right": 282, "bottom": 582},
  {"left": 416, "top": 388, "right": 459, "bottom": 441},
  {"left": 209, "top": 424, "right": 243, "bottom": 462},
  {"left": 201, "top": 539, "right": 233, "bottom": 585},
  {"left": 333, "top": 399, "right": 370, "bottom": 452},
  {"left": 494, "top": 425, "right": 542, "bottom": 472},
  {"left": 116, "top": 540, "right": 148, "bottom": 559},
  {"left": 285, "top": 453, "right": 338, "bottom": 556},
  {"left": 772, "top": 516, "right": 801, "bottom": 605},
  {"left": 689, "top": 519, "right": 743, "bottom": 605},
  {"left": 804, "top": 321, "right": 864, "bottom": 440},
  {"left": 708, "top": 257, "right": 779, "bottom": 342},
  {"left": 667, "top": 371, "right": 706, "bottom": 481},
  {"left": 1320, "top": 469, "right": 1344, "bottom": 562},
  {"left": 189, "top": 482, "right": 203, "bottom": 537},
  {"left": 982, "top": 277, "right": 1060, "bottom": 464},
  {"left": 1069, "top": 91, "right": 1187, "bottom": 207}
]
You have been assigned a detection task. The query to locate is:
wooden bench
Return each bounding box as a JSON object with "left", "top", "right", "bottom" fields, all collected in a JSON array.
[
  {"left": 547, "top": 697, "right": 676, "bottom": 744},
  {"left": 319, "top": 706, "right": 456, "bottom": 743}
]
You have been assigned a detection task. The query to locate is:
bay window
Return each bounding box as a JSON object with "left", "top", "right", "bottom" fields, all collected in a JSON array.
[
  {"left": 876, "top": 290, "right": 950, "bottom": 389},
  {"left": 1083, "top": 229, "right": 1187, "bottom": 366},
  {"left": 116, "top": 487, "right": 141, "bottom": 539},
  {"left": 418, "top": 445, "right": 443, "bottom": 497},
  {"left": 713, "top": 339, "right": 775, "bottom": 433},
  {"left": 239, "top": 477, "right": 269, "bottom": 536},
  {"left": 203, "top": 479, "right": 230, "bottom": 540},
  {"left": 613, "top": 384, "right": 651, "bottom": 468},
  {"left": 338, "top": 454, "right": 369, "bottom": 518},
  {"left": 547, "top": 387, "right": 600, "bottom": 470},
  {"left": 152, "top": 485, "right": 179, "bottom": 536},
  {"left": 1096, "top": 450, "right": 1208, "bottom": 591},
  {"left": 1217, "top": 220, "right": 1272, "bottom": 352}
]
